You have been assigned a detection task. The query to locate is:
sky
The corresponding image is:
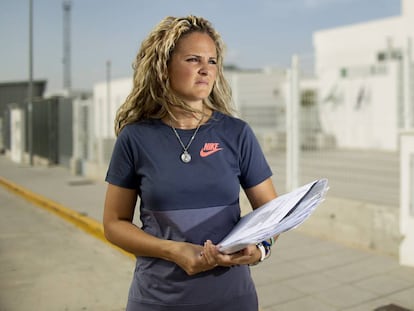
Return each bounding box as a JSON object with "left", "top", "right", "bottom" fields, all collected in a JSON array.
[{"left": 0, "top": 0, "right": 401, "bottom": 95}]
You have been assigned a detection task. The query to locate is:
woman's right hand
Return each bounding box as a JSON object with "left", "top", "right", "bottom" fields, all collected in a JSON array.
[{"left": 170, "top": 241, "right": 217, "bottom": 276}]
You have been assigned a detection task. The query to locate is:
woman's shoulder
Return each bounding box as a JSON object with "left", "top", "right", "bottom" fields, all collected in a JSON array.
[
  {"left": 214, "top": 111, "right": 250, "bottom": 131},
  {"left": 118, "top": 119, "right": 164, "bottom": 137}
]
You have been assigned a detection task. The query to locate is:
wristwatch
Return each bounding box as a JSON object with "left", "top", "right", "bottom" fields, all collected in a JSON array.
[
  {"left": 249, "top": 243, "right": 266, "bottom": 266},
  {"left": 257, "top": 242, "right": 266, "bottom": 261}
]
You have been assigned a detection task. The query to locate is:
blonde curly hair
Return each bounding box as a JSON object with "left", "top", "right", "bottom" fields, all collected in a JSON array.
[{"left": 114, "top": 15, "right": 234, "bottom": 136}]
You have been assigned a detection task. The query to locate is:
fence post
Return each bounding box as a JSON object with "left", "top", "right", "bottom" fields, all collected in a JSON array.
[
  {"left": 231, "top": 73, "right": 240, "bottom": 115},
  {"left": 10, "top": 106, "right": 26, "bottom": 164},
  {"left": 399, "top": 131, "right": 414, "bottom": 267},
  {"left": 286, "top": 54, "right": 300, "bottom": 191},
  {"left": 403, "top": 37, "right": 412, "bottom": 129}
]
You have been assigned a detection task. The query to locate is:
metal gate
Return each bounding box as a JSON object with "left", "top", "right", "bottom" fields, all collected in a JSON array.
[{"left": 26, "top": 96, "right": 73, "bottom": 166}]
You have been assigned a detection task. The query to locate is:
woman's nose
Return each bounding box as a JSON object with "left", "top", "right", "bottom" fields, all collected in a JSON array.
[
  {"left": 199, "top": 67, "right": 208, "bottom": 76},
  {"left": 198, "top": 61, "right": 209, "bottom": 75}
]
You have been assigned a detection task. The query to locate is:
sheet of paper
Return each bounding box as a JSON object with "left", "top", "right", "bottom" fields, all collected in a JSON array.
[{"left": 218, "top": 179, "right": 329, "bottom": 254}]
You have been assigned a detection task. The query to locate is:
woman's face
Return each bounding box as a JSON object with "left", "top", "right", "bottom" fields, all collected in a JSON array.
[{"left": 168, "top": 32, "right": 218, "bottom": 107}]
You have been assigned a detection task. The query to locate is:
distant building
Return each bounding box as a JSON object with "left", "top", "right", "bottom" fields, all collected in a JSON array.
[
  {"left": 0, "top": 80, "right": 47, "bottom": 153},
  {"left": 313, "top": 0, "right": 414, "bottom": 151},
  {"left": 90, "top": 77, "right": 132, "bottom": 173},
  {"left": 0, "top": 80, "right": 47, "bottom": 112},
  {"left": 0, "top": 80, "right": 83, "bottom": 167}
]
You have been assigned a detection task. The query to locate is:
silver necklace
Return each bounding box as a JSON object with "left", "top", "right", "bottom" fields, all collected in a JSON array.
[{"left": 170, "top": 118, "right": 203, "bottom": 163}]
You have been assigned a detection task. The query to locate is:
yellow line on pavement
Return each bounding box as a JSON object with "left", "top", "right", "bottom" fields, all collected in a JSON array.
[{"left": 0, "top": 176, "right": 135, "bottom": 260}]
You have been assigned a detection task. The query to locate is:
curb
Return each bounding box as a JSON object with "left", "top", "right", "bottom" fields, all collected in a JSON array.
[{"left": 0, "top": 176, "right": 134, "bottom": 260}]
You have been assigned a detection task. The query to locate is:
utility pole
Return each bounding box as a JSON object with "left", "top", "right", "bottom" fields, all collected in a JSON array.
[
  {"left": 62, "top": 0, "right": 72, "bottom": 95},
  {"left": 106, "top": 60, "right": 111, "bottom": 137},
  {"left": 28, "top": 0, "right": 34, "bottom": 165}
]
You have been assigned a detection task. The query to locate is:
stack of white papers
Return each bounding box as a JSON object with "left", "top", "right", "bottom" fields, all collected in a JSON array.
[{"left": 218, "top": 179, "right": 329, "bottom": 254}]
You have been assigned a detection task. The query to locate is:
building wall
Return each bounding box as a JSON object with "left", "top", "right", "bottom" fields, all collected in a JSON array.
[
  {"left": 314, "top": 17, "right": 404, "bottom": 73},
  {"left": 93, "top": 77, "right": 132, "bottom": 139},
  {"left": 319, "top": 62, "right": 400, "bottom": 150},
  {"left": 0, "top": 80, "right": 47, "bottom": 151},
  {"left": 313, "top": 0, "right": 414, "bottom": 151},
  {"left": 0, "top": 80, "right": 47, "bottom": 107}
]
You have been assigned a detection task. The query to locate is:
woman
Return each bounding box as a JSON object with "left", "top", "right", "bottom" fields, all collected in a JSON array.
[{"left": 103, "top": 15, "right": 278, "bottom": 311}]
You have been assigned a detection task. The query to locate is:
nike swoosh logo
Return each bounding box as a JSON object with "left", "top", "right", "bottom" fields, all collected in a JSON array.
[
  {"left": 200, "top": 143, "right": 223, "bottom": 157},
  {"left": 200, "top": 149, "right": 223, "bottom": 157}
]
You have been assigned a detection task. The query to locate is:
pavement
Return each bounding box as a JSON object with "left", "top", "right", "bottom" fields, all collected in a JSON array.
[{"left": 0, "top": 154, "right": 414, "bottom": 311}]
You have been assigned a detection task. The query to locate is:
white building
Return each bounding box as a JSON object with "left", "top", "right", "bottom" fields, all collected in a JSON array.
[
  {"left": 93, "top": 77, "right": 132, "bottom": 140},
  {"left": 314, "top": 0, "right": 414, "bottom": 151},
  {"left": 90, "top": 77, "right": 132, "bottom": 175}
]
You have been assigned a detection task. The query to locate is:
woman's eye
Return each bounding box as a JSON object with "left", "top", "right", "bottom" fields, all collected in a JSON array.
[
  {"left": 187, "top": 58, "right": 198, "bottom": 62},
  {"left": 209, "top": 59, "right": 217, "bottom": 65}
]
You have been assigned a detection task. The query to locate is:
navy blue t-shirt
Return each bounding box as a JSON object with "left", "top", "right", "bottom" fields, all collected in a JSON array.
[{"left": 106, "top": 111, "right": 272, "bottom": 311}]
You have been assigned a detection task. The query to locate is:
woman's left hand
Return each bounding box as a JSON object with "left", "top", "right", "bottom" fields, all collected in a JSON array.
[{"left": 201, "top": 240, "right": 261, "bottom": 267}]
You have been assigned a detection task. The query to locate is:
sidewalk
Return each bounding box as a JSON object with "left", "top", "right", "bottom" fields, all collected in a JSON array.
[
  {"left": 0, "top": 186, "right": 133, "bottom": 311},
  {"left": 0, "top": 154, "right": 413, "bottom": 310}
]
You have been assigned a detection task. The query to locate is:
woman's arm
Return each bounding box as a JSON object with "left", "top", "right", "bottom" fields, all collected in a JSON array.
[
  {"left": 103, "top": 183, "right": 214, "bottom": 275},
  {"left": 245, "top": 176, "right": 279, "bottom": 260},
  {"left": 244, "top": 177, "right": 277, "bottom": 210}
]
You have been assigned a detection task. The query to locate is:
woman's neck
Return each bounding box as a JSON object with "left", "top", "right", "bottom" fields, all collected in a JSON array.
[{"left": 166, "top": 107, "right": 212, "bottom": 129}]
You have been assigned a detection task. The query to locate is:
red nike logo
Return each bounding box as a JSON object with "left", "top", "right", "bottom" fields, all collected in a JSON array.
[{"left": 200, "top": 142, "right": 223, "bottom": 157}]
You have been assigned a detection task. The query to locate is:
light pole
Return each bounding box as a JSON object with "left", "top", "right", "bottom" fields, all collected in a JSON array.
[
  {"left": 28, "top": 0, "right": 33, "bottom": 165},
  {"left": 106, "top": 60, "right": 111, "bottom": 137},
  {"left": 62, "top": 0, "right": 72, "bottom": 95}
]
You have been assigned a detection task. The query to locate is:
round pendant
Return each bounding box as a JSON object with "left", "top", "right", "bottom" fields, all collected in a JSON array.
[{"left": 181, "top": 151, "right": 191, "bottom": 163}]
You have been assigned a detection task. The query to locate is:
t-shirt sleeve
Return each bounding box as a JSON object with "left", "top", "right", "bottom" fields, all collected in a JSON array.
[
  {"left": 238, "top": 123, "right": 273, "bottom": 189},
  {"left": 105, "top": 128, "right": 139, "bottom": 189}
]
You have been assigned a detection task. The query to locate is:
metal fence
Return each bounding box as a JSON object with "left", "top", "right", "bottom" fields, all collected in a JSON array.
[
  {"left": 233, "top": 55, "right": 414, "bottom": 207},
  {"left": 30, "top": 96, "right": 73, "bottom": 166},
  {"left": 249, "top": 52, "right": 407, "bottom": 209},
  {"left": 31, "top": 97, "right": 59, "bottom": 163}
]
